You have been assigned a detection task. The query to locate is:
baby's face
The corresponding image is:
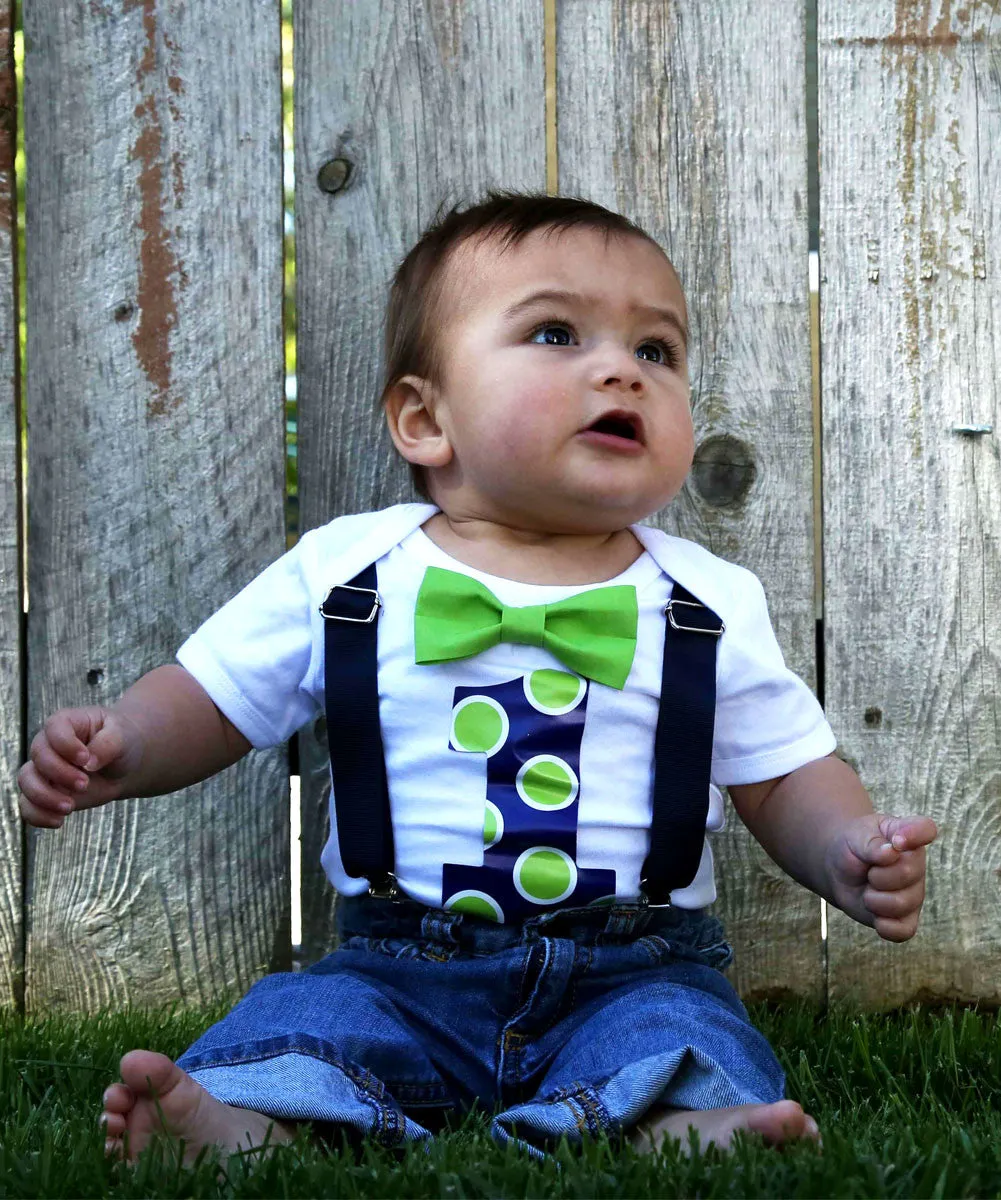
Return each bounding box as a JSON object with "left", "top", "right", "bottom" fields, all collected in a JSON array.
[{"left": 425, "top": 225, "right": 693, "bottom": 533}]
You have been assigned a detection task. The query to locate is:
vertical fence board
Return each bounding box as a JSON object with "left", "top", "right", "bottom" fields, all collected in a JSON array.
[
  {"left": 0, "top": 0, "right": 21, "bottom": 1008},
  {"left": 23, "top": 0, "right": 288, "bottom": 1011},
  {"left": 295, "top": 0, "right": 546, "bottom": 962},
  {"left": 820, "top": 1, "right": 1001, "bottom": 1006},
  {"left": 558, "top": 1, "right": 820, "bottom": 1000}
]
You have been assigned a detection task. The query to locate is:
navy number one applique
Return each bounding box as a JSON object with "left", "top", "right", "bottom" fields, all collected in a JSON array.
[{"left": 441, "top": 669, "right": 617, "bottom": 922}]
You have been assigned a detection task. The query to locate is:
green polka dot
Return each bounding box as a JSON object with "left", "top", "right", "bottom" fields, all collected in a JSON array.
[
  {"left": 483, "top": 801, "right": 503, "bottom": 847},
  {"left": 521, "top": 759, "right": 574, "bottom": 807},
  {"left": 518, "top": 850, "right": 572, "bottom": 901},
  {"left": 452, "top": 700, "right": 504, "bottom": 753},
  {"left": 527, "top": 669, "right": 583, "bottom": 712},
  {"left": 446, "top": 892, "right": 502, "bottom": 922}
]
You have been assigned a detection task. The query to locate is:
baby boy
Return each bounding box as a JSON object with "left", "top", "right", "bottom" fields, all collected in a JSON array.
[{"left": 18, "top": 192, "right": 937, "bottom": 1162}]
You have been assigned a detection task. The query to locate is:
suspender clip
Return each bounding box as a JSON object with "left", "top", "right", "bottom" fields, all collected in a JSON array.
[
  {"left": 320, "top": 583, "right": 382, "bottom": 624},
  {"left": 638, "top": 882, "right": 673, "bottom": 908},
  {"left": 367, "top": 873, "right": 402, "bottom": 901},
  {"left": 665, "top": 599, "right": 725, "bottom": 637}
]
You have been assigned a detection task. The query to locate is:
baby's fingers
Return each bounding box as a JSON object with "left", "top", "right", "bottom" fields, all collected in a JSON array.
[
  {"left": 41, "top": 707, "right": 105, "bottom": 768},
  {"left": 873, "top": 910, "right": 923, "bottom": 942},
  {"left": 30, "top": 732, "right": 92, "bottom": 796},
  {"left": 867, "top": 846, "right": 926, "bottom": 893},
  {"left": 864, "top": 877, "right": 925, "bottom": 941},
  {"left": 880, "top": 814, "right": 938, "bottom": 853},
  {"left": 16, "top": 761, "right": 75, "bottom": 827}
]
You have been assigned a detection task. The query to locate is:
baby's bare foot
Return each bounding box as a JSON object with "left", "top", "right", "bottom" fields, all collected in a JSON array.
[
  {"left": 100, "top": 1049, "right": 297, "bottom": 1164},
  {"left": 632, "top": 1099, "right": 821, "bottom": 1155}
]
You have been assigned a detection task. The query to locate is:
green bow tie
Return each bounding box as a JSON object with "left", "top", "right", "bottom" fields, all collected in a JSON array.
[{"left": 414, "top": 566, "right": 638, "bottom": 690}]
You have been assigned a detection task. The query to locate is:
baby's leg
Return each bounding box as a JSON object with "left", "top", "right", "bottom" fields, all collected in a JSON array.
[
  {"left": 495, "top": 917, "right": 822, "bottom": 1157},
  {"left": 100, "top": 1050, "right": 297, "bottom": 1164},
  {"left": 631, "top": 1099, "right": 820, "bottom": 1155},
  {"left": 100, "top": 955, "right": 454, "bottom": 1163}
]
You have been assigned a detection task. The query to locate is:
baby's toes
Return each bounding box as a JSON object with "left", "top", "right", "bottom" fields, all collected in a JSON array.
[
  {"left": 102, "top": 1082, "right": 134, "bottom": 1114},
  {"left": 100, "top": 1110, "right": 127, "bottom": 1138}
]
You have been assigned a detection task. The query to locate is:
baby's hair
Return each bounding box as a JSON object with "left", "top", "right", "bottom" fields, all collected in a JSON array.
[{"left": 380, "top": 190, "right": 665, "bottom": 499}]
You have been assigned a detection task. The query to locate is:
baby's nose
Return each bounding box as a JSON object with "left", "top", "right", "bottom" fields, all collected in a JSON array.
[
  {"left": 598, "top": 362, "right": 644, "bottom": 392},
  {"left": 603, "top": 373, "right": 643, "bottom": 392},
  {"left": 592, "top": 345, "right": 644, "bottom": 391}
]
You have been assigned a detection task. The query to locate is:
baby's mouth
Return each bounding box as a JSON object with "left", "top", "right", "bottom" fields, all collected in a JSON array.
[{"left": 580, "top": 410, "right": 644, "bottom": 446}]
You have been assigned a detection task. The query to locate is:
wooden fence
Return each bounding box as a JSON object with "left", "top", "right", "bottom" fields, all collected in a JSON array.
[{"left": 0, "top": 0, "right": 997, "bottom": 1013}]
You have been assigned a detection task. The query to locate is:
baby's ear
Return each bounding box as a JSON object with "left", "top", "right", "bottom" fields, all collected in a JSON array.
[{"left": 384, "top": 375, "right": 452, "bottom": 468}]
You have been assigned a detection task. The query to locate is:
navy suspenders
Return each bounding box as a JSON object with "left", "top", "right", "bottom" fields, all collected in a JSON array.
[
  {"left": 644, "top": 586, "right": 726, "bottom": 903},
  {"left": 319, "top": 564, "right": 398, "bottom": 897},
  {"left": 320, "top": 565, "right": 725, "bottom": 906}
]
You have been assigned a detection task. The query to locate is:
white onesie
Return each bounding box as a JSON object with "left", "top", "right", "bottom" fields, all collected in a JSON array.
[{"left": 177, "top": 505, "right": 836, "bottom": 915}]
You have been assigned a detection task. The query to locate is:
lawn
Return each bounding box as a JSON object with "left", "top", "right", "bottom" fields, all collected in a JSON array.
[{"left": 2, "top": 1000, "right": 1000, "bottom": 1198}]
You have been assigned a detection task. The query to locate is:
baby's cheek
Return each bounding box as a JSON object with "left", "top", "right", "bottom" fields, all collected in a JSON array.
[
  {"left": 467, "top": 428, "right": 542, "bottom": 489},
  {"left": 491, "top": 410, "right": 551, "bottom": 458}
]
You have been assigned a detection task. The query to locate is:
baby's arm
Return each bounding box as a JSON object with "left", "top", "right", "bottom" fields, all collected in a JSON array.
[
  {"left": 729, "top": 754, "right": 938, "bottom": 942},
  {"left": 17, "top": 664, "right": 252, "bottom": 828}
]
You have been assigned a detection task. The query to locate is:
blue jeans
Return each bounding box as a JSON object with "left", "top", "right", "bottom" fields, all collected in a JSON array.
[{"left": 177, "top": 896, "right": 784, "bottom": 1156}]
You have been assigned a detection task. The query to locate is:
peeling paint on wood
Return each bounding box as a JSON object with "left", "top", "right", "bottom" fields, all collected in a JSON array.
[
  {"left": 427, "top": 0, "right": 464, "bottom": 66},
  {"left": 127, "top": 0, "right": 185, "bottom": 418}
]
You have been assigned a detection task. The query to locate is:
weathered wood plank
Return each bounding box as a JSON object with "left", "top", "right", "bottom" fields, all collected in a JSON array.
[
  {"left": 23, "top": 0, "right": 288, "bottom": 1011},
  {"left": 820, "top": 0, "right": 1001, "bottom": 1006},
  {"left": 0, "top": 0, "right": 22, "bottom": 1009},
  {"left": 557, "top": 0, "right": 820, "bottom": 1001},
  {"left": 295, "top": 0, "right": 546, "bottom": 962}
]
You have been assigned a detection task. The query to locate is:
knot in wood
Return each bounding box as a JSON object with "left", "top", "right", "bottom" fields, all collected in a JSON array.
[
  {"left": 691, "top": 434, "right": 757, "bottom": 508},
  {"left": 317, "top": 158, "right": 352, "bottom": 195}
]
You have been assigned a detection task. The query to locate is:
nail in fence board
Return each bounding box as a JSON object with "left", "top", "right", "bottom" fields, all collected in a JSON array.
[
  {"left": 23, "top": 0, "right": 288, "bottom": 1010},
  {"left": 820, "top": 1, "right": 1001, "bottom": 1006},
  {"left": 0, "top": 0, "right": 21, "bottom": 1009},
  {"left": 294, "top": 0, "right": 546, "bottom": 963},
  {"left": 557, "top": 0, "right": 821, "bottom": 1001}
]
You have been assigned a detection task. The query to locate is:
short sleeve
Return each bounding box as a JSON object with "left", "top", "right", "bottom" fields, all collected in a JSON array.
[
  {"left": 176, "top": 535, "right": 321, "bottom": 749},
  {"left": 711, "top": 570, "right": 836, "bottom": 786}
]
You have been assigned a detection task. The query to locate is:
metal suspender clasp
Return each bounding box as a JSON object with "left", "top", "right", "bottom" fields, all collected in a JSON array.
[
  {"left": 637, "top": 880, "right": 673, "bottom": 908},
  {"left": 664, "top": 599, "right": 725, "bottom": 637},
  {"left": 367, "top": 872, "right": 402, "bottom": 901},
  {"left": 319, "top": 583, "right": 382, "bottom": 624}
]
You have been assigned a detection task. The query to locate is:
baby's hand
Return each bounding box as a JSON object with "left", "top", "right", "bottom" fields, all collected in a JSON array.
[
  {"left": 826, "top": 814, "right": 938, "bottom": 941},
  {"left": 17, "top": 707, "right": 143, "bottom": 829}
]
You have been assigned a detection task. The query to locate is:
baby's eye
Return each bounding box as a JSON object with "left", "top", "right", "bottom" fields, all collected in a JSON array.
[
  {"left": 529, "top": 323, "right": 576, "bottom": 346},
  {"left": 636, "top": 340, "right": 678, "bottom": 368}
]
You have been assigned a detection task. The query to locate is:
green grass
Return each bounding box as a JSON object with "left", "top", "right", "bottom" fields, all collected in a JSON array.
[{"left": 2, "top": 1001, "right": 1000, "bottom": 1198}]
